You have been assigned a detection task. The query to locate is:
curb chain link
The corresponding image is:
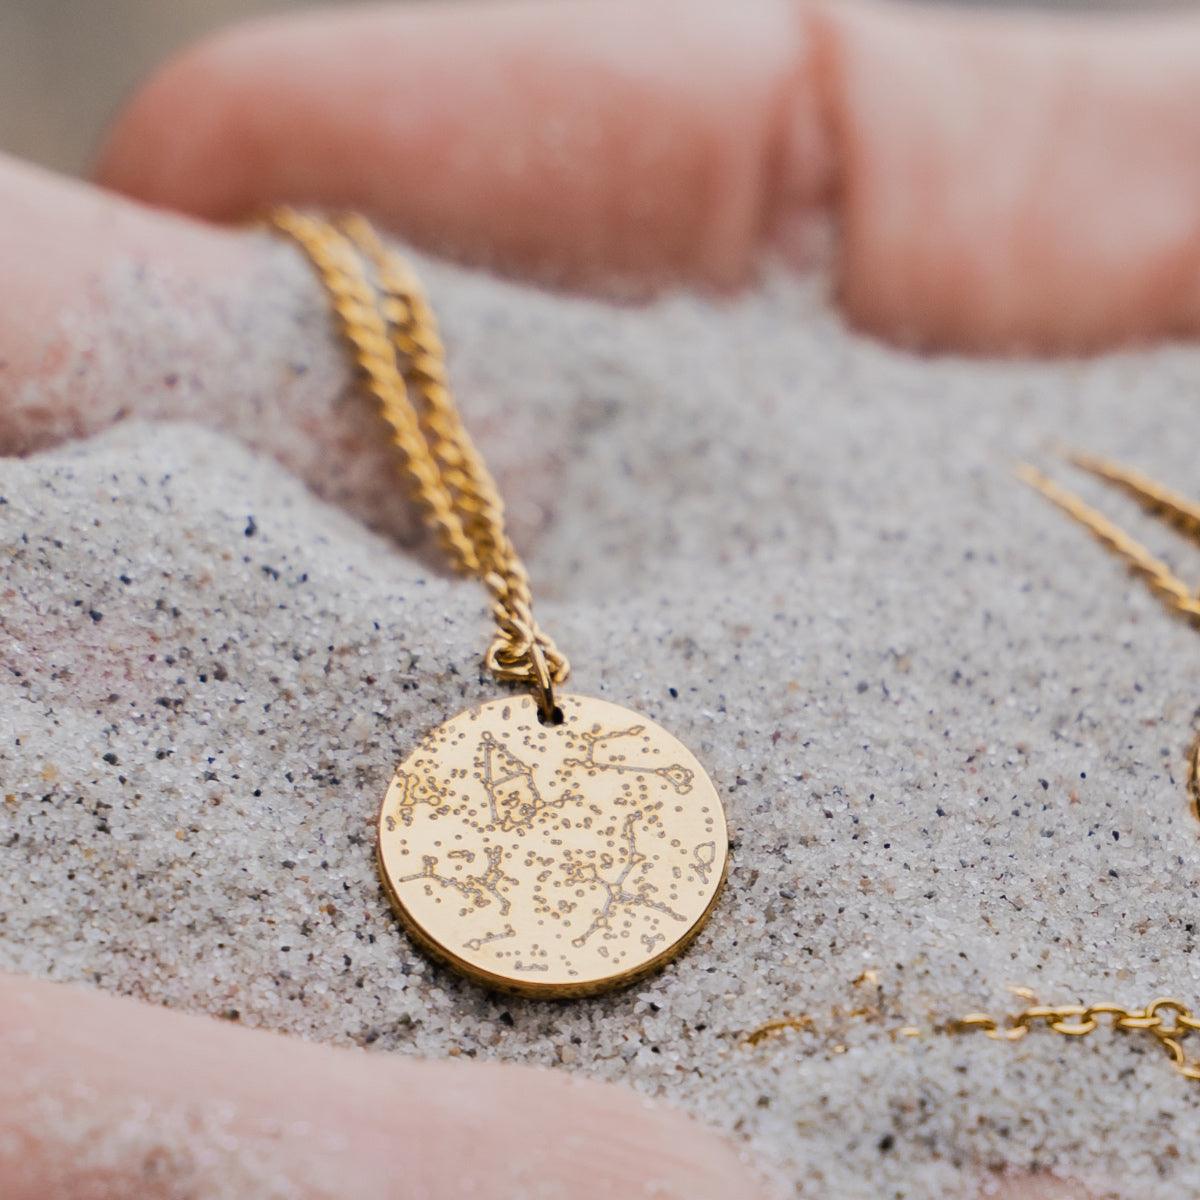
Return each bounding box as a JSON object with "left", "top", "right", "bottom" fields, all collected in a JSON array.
[
  {"left": 1017, "top": 456, "right": 1200, "bottom": 622},
  {"left": 269, "top": 208, "right": 569, "bottom": 704}
]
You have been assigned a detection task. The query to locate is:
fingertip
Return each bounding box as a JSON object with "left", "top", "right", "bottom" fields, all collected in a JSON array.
[{"left": 93, "top": 25, "right": 254, "bottom": 220}]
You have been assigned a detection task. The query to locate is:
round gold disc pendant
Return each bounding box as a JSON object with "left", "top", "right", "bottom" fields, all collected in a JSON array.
[{"left": 377, "top": 694, "right": 728, "bottom": 997}]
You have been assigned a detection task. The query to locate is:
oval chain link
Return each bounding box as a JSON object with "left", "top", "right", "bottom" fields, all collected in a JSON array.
[
  {"left": 270, "top": 208, "right": 569, "bottom": 701},
  {"left": 952, "top": 998, "right": 1200, "bottom": 1083},
  {"left": 749, "top": 996, "right": 1200, "bottom": 1085}
]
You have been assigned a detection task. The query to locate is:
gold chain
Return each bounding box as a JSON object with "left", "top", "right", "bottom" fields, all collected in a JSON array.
[
  {"left": 269, "top": 209, "right": 569, "bottom": 716},
  {"left": 954, "top": 455, "right": 1200, "bottom": 1084},
  {"left": 1017, "top": 456, "right": 1200, "bottom": 621},
  {"left": 1020, "top": 452, "right": 1200, "bottom": 815},
  {"left": 748, "top": 996, "right": 1200, "bottom": 1084},
  {"left": 750, "top": 458, "right": 1200, "bottom": 1083},
  {"left": 270, "top": 229, "right": 1200, "bottom": 1076},
  {"left": 952, "top": 998, "right": 1200, "bottom": 1080}
]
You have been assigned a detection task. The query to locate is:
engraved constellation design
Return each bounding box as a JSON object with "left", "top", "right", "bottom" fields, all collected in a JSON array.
[
  {"left": 386, "top": 769, "right": 453, "bottom": 830},
  {"left": 564, "top": 811, "right": 688, "bottom": 947},
  {"left": 565, "top": 726, "right": 694, "bottom": 795},
  {"left": 690, "top": 841, "right": 718, "bottom": 886},
  {"left": 394, "top": 845, "right": 515, "bottom": 916},
  {"left": 477, "top": 732, "right": 577, "bottom": 832},
  {"left": 464, "top": 924, "right": 516, "bottom": 951}
]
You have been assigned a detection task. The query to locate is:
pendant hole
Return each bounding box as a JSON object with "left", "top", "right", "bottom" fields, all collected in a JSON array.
[{"left": 537, "top": 704, "right": 565, "bottom": 727}]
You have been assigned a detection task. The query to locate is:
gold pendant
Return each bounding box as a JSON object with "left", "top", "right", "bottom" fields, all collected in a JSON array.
[{"left": 377, "top": 694, "right": 728, "bottom": 997}]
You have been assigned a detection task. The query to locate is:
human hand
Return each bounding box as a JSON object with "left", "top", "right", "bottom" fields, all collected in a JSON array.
[{"left": 4, "top": 2, "right": 1196, "bottom": 1197}]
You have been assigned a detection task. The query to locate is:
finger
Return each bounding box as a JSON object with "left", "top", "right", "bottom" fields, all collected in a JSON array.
[
  {"left": 822, "top": 1, "right": 1200, "bottom": 351},
  {"left": 0, "top": 152, "right": 422, "bottom": 543},
  {"left": 94, "top": 0, "right": 829, "bottom": 294},
  {"left": 95, "top": 0, "right": 1200, "bottom": 351},
  {"left": 0, "top": 972, "right": 766, "bottom": 1200}
]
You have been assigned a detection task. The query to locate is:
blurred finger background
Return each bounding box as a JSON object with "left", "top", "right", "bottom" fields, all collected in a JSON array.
[{"left": 2, "top": 0, "right": 1192, "bottom": 178}]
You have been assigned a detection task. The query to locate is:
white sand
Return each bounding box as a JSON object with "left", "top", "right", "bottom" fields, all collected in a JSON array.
[{"left": 3, "top": 237, "right": 1200, "bottom": 1198}]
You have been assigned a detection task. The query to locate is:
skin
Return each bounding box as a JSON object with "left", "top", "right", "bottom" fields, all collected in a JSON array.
[
  {"left": 2, "top": 0, "right": 1194, "bottom": 1193},
  {"left": 0, "top": 975, "right": 757, "bottom": 1200},
  {"left": 93, "top": 0, "right": 1200, "bottom": 351}
]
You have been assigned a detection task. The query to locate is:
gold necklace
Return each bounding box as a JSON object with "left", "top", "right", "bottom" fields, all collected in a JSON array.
[
  {"left": 270, "top": 209, "right": 728, "bottom": 997},
  {"left": 266, "top": 212, "right": 1200, "bottom": 1085}
]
